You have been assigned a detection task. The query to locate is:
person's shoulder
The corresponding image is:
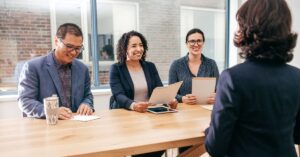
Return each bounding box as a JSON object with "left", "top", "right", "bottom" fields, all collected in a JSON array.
[
  {"left": 202, "top": 55, "right": 217, "bottom": 65},
  {"left": 26, "top": 55, "right": 47, "bottom": 66},
  {"left": 73, "top": 58, "right": 87, "bottom": 66},
  {"left": 174, "top": 56, "right": 186, "bottom": 63},
  {"left": 143, "top": 60, "right": 155, "bottom": 65},
  {"left": 142, "top": 60, "right": 159, "bottom": 69},
  {"left": 110, "top": 62, "right": 124, "bottom": 68},
  {"left": 285, "top": 64, "right": 300, "bottom": 75}
]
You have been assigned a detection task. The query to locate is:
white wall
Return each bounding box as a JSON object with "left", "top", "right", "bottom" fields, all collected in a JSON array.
[{"left": 288, "top": 0, "right": 300, "bottom": 68}]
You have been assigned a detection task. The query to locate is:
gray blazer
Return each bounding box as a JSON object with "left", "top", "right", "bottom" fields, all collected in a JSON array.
[{"left": 18, "top": 51, "right": 94, "bottom": 118}]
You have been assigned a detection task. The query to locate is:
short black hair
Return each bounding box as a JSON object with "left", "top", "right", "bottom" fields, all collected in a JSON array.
[
  {"left": 234, "top": 0, "right": 297, "bottom": 63},
  {"left": 185, "top": 28, "right": 205, "bottom": 43},
  {"left": 116, "top": 30, "right": 148, "bottom": 64},
  {"left": 56, "top": 23, "right": 83, "bottom": 39}
]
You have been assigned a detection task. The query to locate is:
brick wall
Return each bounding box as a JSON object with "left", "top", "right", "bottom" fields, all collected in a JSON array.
[
  {"left": 0, "top": 5, "right": 51, "bottom": 81},
  {"left": 0, "top": 0, "right": 224, "bottom": 88},
  {"left": 139, "top": 0, "right": 181, "bottom": 81}
]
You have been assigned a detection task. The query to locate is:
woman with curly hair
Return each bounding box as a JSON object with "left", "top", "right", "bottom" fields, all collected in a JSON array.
[
  {"left": 109, "top": 31, "right": 177, "bottom": 157},
  {"left": 205, "top": 0, "right": 300, "bottom": 156}
]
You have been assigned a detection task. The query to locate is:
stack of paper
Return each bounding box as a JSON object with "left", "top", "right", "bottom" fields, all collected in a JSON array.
[{"left": 71, "top": 115, "right": 100, "bottom": 122}]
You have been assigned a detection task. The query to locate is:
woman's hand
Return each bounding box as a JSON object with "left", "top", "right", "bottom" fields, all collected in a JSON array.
[
  {"left": 168, "top": 99, "right": 178, "bottom": 109},
  {"left": 133, "top": 102, "right": 149, "bottom": 113},
  {"left": 182, "top": 94, "right": 197, "bottom": 105},
  {"left": 206, "top": 93, "right": 216, "bottom": 104}
]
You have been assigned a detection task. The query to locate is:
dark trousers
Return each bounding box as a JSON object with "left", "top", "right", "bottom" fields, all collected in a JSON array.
[
  {"left": 179, "top": 146, "right": 192, "bottom": 154},
  {"left": 132, "top": 150, "right": 164, "bottom": 157}
]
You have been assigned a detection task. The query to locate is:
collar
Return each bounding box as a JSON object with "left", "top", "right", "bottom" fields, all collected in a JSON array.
[
  {"left": 52, "top": 51, "right": 72, "bottom": 69},
  {"left": 184, "top": 53, "right": 206, "bottom": 63}
]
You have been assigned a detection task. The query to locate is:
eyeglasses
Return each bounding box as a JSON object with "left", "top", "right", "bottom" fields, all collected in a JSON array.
[
  {"left": 59, "top": 38, "right": 84, "bottom": 54},
  {"left": 187, "top": 39, "right": 204, "bottom": 46}
]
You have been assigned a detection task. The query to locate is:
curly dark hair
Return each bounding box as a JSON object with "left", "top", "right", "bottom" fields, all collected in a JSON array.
[
  {"left": 116, "top": 31, "right": 148, "bottom": 63},
  {"left": 234, "top": 0, "right": 297, "bottom": 63}
]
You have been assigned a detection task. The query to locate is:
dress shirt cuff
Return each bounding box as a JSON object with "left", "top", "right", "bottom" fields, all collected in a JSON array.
[
  {"left": 176, "top": 95, "right": 183, "bottom": 103},
  {"left": 130, "top": 102, "right": 136, "bottom": 110}
]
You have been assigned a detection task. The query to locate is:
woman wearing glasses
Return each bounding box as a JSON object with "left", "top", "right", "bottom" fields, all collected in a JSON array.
[
  {"left": 169, "top": 28, "right": 219, "bottom": 106},
  {"left": 168, "top": 28, "right": 219, "bottom": 153}
]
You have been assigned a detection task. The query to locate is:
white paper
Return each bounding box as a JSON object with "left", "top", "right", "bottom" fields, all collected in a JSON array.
[
  {"left": 201, "top": 105, "right": 213, "bottom": 111},
  {"left": 71, "top": 115, "right": 100, "bottom": 122},
  {"left": 192, "top": 77, "right": 216, "bottom": 105},
  {"left": 149, "top": 81, "right": 183, "bottom": 104}
]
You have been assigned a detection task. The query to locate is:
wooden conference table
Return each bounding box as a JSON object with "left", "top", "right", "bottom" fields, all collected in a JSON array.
[{"left": 0, "top": 104, "right": 211, "bottom": 157}]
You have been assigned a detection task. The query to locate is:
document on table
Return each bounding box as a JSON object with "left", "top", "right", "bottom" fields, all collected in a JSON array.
[
  {"left": 71, "top": 115, "right": 100, "bottom": 122},
  {"left": 201, "top": 105, "right": 213, "bottom": 111},
  {"left": 149, "top": 81, "right": 183, "bottom": 104},
  {"left": 192, "top": 77, "right": 216, "bottom": 105}
]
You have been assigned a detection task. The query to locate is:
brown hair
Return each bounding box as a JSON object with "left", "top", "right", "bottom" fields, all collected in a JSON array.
[{"left": 234, "top": 0, "right": 297, "bottom": 63}]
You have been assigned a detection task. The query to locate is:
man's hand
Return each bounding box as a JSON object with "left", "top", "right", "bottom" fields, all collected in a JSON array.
[
  {"left": 182, "top": 94, "right": 197, "bottom": 105},
  {"left": 77, "top": 104, "right": 93, "bottom": 115},
  {"left": 58, "top": 107, "right": 73, "bottom": 120},
  {"left": 133, "top": 102, "right": 150, "bottom": 113}
]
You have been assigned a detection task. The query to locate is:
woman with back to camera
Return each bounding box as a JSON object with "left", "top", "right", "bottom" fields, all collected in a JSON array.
[
  {"left": 205, "top": 0, "right": 300, "bottom": 156},
  {"left": 295, "top": 112, "right": 300, "bottom": 156},
  {"left": 169, "top": 28, "right": 219, "bottom": 107},
  {"left": 109, "top": 30, "right": 177, "bottom": 157}
]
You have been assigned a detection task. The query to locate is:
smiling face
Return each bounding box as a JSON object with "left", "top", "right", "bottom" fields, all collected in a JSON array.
[
  {"left": 54, "top": 33, "right": 83, "bottom": 64},
  {"left": 186, "top": 32, "right": 204, "bottom": 56},
  {"left": 126, "top": 36, "right": 144, "bottom": 61}
]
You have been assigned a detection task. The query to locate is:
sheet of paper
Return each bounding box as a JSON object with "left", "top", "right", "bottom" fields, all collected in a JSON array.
[
  {"left": 201, "top": 105, "right": 213, "bottom": 111},
  {"left": 149, "top": 81, "right": 183, "bottom": 104},
  {"left": 192, "top": 77, "right": 216, "bottom": 105},
  {"left": 71, "top": 115, "right": 100, "bottom": 122}
]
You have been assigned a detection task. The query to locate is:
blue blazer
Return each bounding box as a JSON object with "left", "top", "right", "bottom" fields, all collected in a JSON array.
[
  {"left": 109, "top": 61, "right": 163, "bottom": 109},
  {"left": 205, "top": 60, "right": 300, "bottom": 157},
  {"left": 18, "top": 51, "right": 94, "bottom": 118},
  {"left": 295, "top": 112, "right": 300, "bottom": 144}
]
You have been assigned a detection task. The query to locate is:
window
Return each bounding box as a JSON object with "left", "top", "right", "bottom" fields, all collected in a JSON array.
[
  {"left": 181, "top": 6, "right": 226, "bottom": 71},
  {"left": 0, "top": 0, "right": 228, "bottom": 95}
]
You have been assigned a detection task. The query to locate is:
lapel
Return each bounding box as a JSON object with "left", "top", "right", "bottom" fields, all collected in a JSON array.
[
  {"left": 46, "top": 52, "right": 63, "bottom": 100},
  {"left": 120, "top": 63, "right": 134, "bottom": 94},
  {"left": 71, "top": 61, "right": 80, "bottom": 109}
]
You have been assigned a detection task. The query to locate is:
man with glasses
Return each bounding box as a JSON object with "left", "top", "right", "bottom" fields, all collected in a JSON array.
[{"left": 18, "top": 23, "right": 94, "bottom": 119}]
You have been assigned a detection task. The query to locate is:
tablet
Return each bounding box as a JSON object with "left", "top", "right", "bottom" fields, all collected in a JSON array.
[{"left": 147, "top": 106, "right": 177, "bottom": 114}]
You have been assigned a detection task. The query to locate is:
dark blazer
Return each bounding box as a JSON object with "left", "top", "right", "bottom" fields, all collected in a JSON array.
[
  {"left": 295, "top": 112, "right": 300, "bottom": 144},
  {"left": 109, "top": 61, "right": 163, "bottom": 109},
  {"left": 205, "top": 60, "right": 300, "bottom": 157},
  {"left": 18, "top": 51, "right": 94, "bottom": 118}
]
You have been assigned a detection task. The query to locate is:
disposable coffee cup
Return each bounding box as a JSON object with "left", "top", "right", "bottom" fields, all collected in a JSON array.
[{"left": 44, "top": 95, "right": 59, "bottom": 125}]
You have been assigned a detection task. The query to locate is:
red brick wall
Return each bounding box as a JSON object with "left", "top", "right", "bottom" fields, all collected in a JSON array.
[{"left": 0, "top": 6, "right": 51, "bottom": 79}]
